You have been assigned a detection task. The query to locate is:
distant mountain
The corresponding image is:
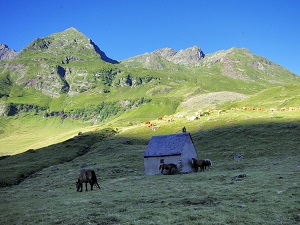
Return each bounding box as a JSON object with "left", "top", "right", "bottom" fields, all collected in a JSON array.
[
  {"left": 0, "top": 27, "right": 300, "bottom": 119},
  {"left": 1, "top": 27, "right": 119, "bottom": 97},
  {"left": 122, "top": 46, "right": 205, "bottom": 69},
  {"left": 0, "top": 44, "right": 18, "bottom": 60},
  {"left": 21, "top": 27, "right": 118, "bottom": 64}
]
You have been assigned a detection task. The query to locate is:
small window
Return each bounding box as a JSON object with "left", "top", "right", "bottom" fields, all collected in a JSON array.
[{"left": 160, "top": 159, "right": 164, "bottom": 164}]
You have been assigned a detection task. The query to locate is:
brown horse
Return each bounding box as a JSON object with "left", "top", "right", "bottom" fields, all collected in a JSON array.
[
  {"left": 76, "top": 170, "right": 101, "bottom": 192},
  {"left": 191, "top": 158, "right": 212, "bottom": 172},
  {"left": 159, "top": 163, "right": 178, "bottom": 175}
]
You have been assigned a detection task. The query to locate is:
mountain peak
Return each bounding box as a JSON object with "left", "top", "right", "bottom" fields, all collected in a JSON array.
[
  {"left": 0, "top": 44, "right": 18, "bottom": 60},
  {"left": 171, "top": 46, "right": 205, "bottom": 65},
  {"left": 65, "top": 27, "right": 79, "bottom": 32},
  {"left": 22, "top": 27, "right": 118, "bottom": 64}
]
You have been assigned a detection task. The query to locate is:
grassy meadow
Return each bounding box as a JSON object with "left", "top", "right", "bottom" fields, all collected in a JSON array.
[
  {"left": 0, "top": 107, "right": 299, "bottom": 224},
  {"left": 1, "top": 28, "right": 300, "bottom": 224}
]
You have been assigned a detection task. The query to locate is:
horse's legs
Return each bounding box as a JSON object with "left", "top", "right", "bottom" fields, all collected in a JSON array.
[
  {"left": 200, "top": 166, "right": 204, "bottom": 172},
  {"left": 90, "top": 181, "right": 93, "bottom": 191},
  {"left": 161, "top": 168, "right": 164, "bottom": 174},
  {"left": 85, "top": 182, "right": 88, "bottom": 191}
]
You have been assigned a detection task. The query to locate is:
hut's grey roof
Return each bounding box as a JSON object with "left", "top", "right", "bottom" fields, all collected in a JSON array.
[{"left": 143, "top": 132, "right": 191, "bottom": 157}]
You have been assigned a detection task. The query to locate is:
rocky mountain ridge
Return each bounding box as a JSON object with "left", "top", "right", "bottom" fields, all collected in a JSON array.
[
  {"left": 122, "top": 46, "right": 205, "bottom": 69},
  {"left": 0, "top": 44, "right": 18, "bottom": 60},
  {"left": 0, "top": 27, "right": 299, "bottom": 100}
]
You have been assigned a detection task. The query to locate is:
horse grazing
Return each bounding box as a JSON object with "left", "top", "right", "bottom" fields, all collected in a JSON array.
[
  {"left": 76, "top": 170, "right": 101, "bottom": 192},
  {"left": 159, "top": 163, "right": 178, "bottom": 175},
  {"left": 191, "top": 158, "right": 212, "bottom": 172},
  {"left": 203, "top": 159, "right": 212, "bottom": 171}
]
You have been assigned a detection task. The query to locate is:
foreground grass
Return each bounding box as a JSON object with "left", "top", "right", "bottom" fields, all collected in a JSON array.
[
  {"left": 0, "top": 109, "right": 299, "bottom": 224},
  {"left": 1, "top": 165, "right": 299, "bottom": 225}
]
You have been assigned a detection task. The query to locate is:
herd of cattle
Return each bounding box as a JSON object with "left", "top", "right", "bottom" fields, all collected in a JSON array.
[{"left": 144, "top": 106, "right": 300, "bottom": 130}]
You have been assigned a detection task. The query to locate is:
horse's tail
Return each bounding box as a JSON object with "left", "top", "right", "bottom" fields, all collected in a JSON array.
[
  {"left": 95, "top": 181, "right": 101, "bottom": 189},
  {"left": 191, "top": 158, "right": 196, "bottom": 167},
  {"left": 91, "top": 170, "right": 101, "bottom": 189}
]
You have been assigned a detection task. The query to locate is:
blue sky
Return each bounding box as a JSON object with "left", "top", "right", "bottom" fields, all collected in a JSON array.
[{"left": 1, "top": 0, "right": 299, "bottom": 75}]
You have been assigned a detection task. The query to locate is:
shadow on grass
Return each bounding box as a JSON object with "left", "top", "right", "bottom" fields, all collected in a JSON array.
[
  {"left": 0, "top": 120, "right": 299, "bottom": 187},
  {"left": 0, "top": 128, "right": 117, "bottom": 187}
]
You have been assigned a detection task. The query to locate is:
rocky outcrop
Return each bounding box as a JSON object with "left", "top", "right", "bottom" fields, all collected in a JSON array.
[
  {"left": 122, "top": 45, "right": 205, "bottom": 69},
  {"left": 0, "top": 44, "right": 18, "bottom": 60},
  {"left": 171, "top": 46, "right": 205, "bottom": 65},
  {"left": 153, "top": 48, "right": 176, "bottom": 61}
]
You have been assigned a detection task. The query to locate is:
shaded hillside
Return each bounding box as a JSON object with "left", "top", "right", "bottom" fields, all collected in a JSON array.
[
  {"left": 0, "top": 115, "right": 299, "bottom": 224},
  {"left": 0, "top": 128, "right": 116, "bottom": 187}
]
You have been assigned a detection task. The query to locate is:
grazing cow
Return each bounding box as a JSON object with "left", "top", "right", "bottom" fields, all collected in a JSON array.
[
  {"left": 76, "top": 170, "right": 101, "bottom": 192},
  {"left": 195, "top": 110, "right": 202, "bottom": 117},
  {"left": 152, "top": 126, "right": 160, "bottom": 131},
  {"left": 187, "top": 116, "right": 198, "bottom": 121},
  {"left": 218, "top": 110, "right": 226, "bottom": 115},
  {"left": 177, "top": 113, "right": 184, "bottom": 118},
  {"left": 202, "top": 111, "right": 210, "bottom": 116}
]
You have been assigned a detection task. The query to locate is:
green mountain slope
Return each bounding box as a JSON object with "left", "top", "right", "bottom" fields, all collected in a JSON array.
[
  {"left": 225, "top": 84, "right": 300, "bottom": 109},
  {"left": 0, "top": 27, "right": 299, "bottom": 121}
]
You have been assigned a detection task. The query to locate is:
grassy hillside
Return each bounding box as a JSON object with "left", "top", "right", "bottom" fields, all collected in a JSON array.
[
  {"left": 224, "top": 84, "right": 300, "bottom": 110},
  {"left": 0, "top": 109, "right": 299, "bottom": 224},
  {"left": 1, "top": 84, "right": 300, "bottom": 156},
  {"left": 0, "top": 28, "right": 300, "bottom": 224}
]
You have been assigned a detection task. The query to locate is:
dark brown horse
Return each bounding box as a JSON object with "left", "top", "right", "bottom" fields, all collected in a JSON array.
[
  {"left": 159, "top": 163, "right": 178, "bottom": 175},
  {"left": 76, "top": 170, "right": 101, "bottom": 192},
  {"left": 191, "top": 158, "right": 212, "bottom": 172}
]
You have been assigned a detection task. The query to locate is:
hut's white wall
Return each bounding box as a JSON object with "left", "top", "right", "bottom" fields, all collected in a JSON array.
[
  {"left": 180, "top": 136, "right": 198, "bottom": 173},
  {"left": 143, "top": 133, "right": 199, "bottom": 175},
  {"left": 144, "top": 155, "right": 180, "bottom": 175}
]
